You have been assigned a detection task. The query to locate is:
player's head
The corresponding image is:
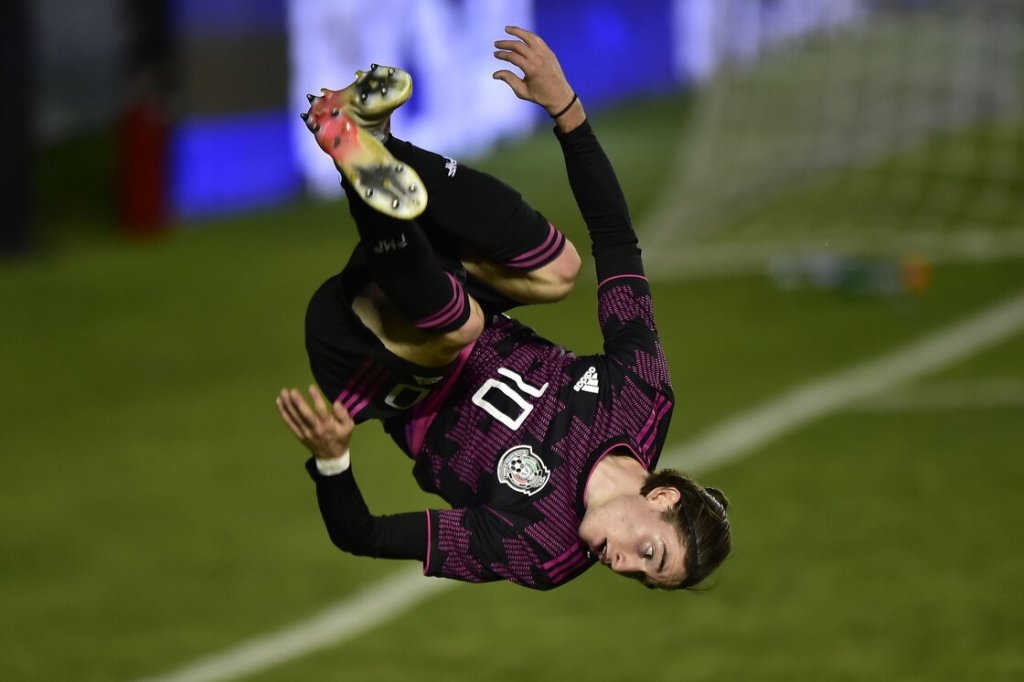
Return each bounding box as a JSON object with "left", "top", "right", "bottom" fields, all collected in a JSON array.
[
  {"left": 642, "top": 469, "right": 731, "bottom": 590},
  {"left": 578, "top": 468, "right": 731, "bottom": 589}
]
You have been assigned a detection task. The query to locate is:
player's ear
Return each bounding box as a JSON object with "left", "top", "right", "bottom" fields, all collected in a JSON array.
[{"left": 644, "top": 486, "right": 681, "bottom": 510}]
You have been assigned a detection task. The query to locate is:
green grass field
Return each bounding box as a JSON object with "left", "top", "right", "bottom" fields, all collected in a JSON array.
[{"left": 2, "top": 93, "right": 1023, "bottom": 681}]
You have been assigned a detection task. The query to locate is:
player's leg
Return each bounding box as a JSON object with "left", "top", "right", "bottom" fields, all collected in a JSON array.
[
  {"left": 303, "top": 85, "right": 479, "bottom": 344},
  {"left": 300, "top": 93, "right": 482, "bottom": 432},
  {"left": 341, "top": 173, "right": 482, "bottom": 351},
  {"left": 384, "top": 135, "right": 581, "bottom": 304},
  {"left": 305, "top": 270, "right": 471, "bottom": 431},
  {"left": 303, "top": 65, "right": 579, "bottom": 304}
]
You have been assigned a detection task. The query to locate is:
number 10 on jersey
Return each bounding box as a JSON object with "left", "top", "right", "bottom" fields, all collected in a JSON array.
[{"left": 470, "top": 367, "right": 549, "bottom": 430}]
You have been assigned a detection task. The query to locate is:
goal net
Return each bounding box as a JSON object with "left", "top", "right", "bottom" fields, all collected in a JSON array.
[{"left": 643, "top": 0, "right": 1024, "bottom": 278}]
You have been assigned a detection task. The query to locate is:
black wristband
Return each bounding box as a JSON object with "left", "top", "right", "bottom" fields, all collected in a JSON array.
[{"left": 550, "top": 93, "right": 578, "bottom": 119}]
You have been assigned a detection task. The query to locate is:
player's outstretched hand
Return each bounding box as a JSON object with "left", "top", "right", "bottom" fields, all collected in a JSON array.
[
  {"left": 493, "top": 26, "right": 576, "bottom": 116},
  {"left": 277, "top": 385, "right": 353, "bottom": 462}
]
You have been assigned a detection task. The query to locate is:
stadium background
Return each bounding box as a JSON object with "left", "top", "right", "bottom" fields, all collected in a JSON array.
[{"left": 2, "top": 0, "right": 1022, "bottom": 680}]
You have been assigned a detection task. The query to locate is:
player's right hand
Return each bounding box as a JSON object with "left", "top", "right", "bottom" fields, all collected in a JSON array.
[
  {"left": 493, "top": 26, "right": 575, "bottom": 116},
  {"left": 276, "top": 385, "right": 354, "bottom": 462}
]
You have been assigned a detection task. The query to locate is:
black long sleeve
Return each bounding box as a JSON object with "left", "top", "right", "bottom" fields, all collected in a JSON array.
[
  {"left": 305, "top": 458, "right": 427, "bottom": 561},
  {"left": 554, "top": 119, "right": 644, "bottom": 282}
]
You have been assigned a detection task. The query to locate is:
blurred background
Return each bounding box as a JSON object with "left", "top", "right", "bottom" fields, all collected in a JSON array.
[{"left": 2, "top": 0, "right": 1022, "bottom": 680}]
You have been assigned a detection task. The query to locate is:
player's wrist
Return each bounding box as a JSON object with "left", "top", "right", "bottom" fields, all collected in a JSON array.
[
  {"left": 548, "top": 92, "right": 578, "bottom": 119},
  {"left": 314, "top": 449, "right": 351, "bottom": 476},
  {"left": 553, "top": 99, "right": 586, "bottom": 134}
]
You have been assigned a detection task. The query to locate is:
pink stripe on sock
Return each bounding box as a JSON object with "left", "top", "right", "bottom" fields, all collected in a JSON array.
[
  {"left": 505, "top": 225, "right": 556, "bottom": 264},
  {"left": 504, "top": 224, "right": 566, "bottom": 269},
  {"left": 414, "top": 273, "right": 466, "bottom": 330}
]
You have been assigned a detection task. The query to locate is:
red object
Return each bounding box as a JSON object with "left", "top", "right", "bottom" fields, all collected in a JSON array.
[
  {"left": 117, "top": 95, "right": 167, "bottom": 236},
  {"left": 901, "top": 254, "right": 932, "bottom": 295}
]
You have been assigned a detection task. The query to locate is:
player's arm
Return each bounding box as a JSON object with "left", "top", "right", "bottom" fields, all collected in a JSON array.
[
  {"left": 277, "top": 386, "right": 427, "bottom": 560},
  {"left": 493, "top": 26, "right": 643, "bottom": 283},
  {"left": 306, "top": 461, "right": 427, "bottom": 560},
  {"left": 494, "top": 27, "right": 667, "bottom": 387}
]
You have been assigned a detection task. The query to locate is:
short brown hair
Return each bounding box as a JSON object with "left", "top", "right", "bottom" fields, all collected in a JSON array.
[{"left": 641, "top": 469, "right": 731, "bottom": 590}]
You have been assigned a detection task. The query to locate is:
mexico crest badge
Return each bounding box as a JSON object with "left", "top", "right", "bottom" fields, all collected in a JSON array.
[{"left": 496, "top": 445, "right": 550, "bottom": 496}]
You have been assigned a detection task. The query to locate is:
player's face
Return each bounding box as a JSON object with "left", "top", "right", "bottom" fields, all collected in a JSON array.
[{"left": 579, "top": 487, "right": 688, "bottom": 589}]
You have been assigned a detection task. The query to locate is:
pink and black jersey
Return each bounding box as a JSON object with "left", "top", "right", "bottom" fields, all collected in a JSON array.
[{"left": 409, "top": 271, "right": 673, "bottom": 588}]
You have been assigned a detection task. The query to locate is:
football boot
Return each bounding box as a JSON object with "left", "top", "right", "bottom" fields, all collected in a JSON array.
[
  {"left": 301, "top": 104, "right": 426, "bottom": 219},
  {"left": 315, "top": 64, "right": 412, "bottom": 138}
]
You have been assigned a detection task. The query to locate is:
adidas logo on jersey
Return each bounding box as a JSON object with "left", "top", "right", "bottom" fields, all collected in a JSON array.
[{"left": 573, "top": 366, "right": 600, "bottom": 394}]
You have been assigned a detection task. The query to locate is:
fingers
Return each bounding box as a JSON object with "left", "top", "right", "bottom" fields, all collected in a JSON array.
[
  {"left": 278, "top": 386, "right": 355, "bottom": 461},
  {"left": 504, "top": 25, "right": 540, "bottom": 47},
  {"left": 493, "top": 48, "right": 528, "bottom": 72},
  {"left": 493, "top": 25, "right": 572, "bottom": 114},
  {"left": 308, "top": 384, "right": 329, "bottom": 419},
  {"left": 494, "top": 39, "right": 529, "bottom": 57},
  {"left": 276, "top": 387, "right": 320, "bottom": 438},
  {"left": 492, "top": 70, "right": 528, "bottom": 100},
  {"left": 289, "top": 388, "right": 319, "bottom": 429},
  {"left": 276, "top": 391, "right": 305, "bottom": 438},
  {"left": 331, "top": 400, "right": 346, "bottom": 421},
  {"left": 332, "top": 400, "right": 354, "bottom": 429}
]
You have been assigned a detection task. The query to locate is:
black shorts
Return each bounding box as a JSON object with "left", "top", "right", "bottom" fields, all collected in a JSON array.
[{"left": 305, "top": 268, "right": 456, "bottom": 430}]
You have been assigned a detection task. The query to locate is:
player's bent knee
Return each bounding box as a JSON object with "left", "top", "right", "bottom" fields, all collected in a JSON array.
[
  {"left": 416, "top": 297, "right": 485, "bottom": 366},
  {"left": 445, "top": 296, "right": 485, "bottom": 347},
  {"left": 531, "top": 239, "right": 582, "bottom": 302}
]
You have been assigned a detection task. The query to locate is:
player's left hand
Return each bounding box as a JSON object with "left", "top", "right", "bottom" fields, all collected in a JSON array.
[{"left": 276, "top": 385, "right": 353, "bottom": 462}]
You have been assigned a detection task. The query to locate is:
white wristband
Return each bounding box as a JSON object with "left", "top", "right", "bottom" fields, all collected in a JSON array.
[{"left": 315, "top": 450, "right": 351, "bottom": 476}]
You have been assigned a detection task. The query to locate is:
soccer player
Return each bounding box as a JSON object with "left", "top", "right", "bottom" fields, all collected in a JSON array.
[
  {"left": 278, "top": 26, "right": 732, "bottom": 590},
  {"left": 299, "top": 62, "right": 582, "bottom": 439}
]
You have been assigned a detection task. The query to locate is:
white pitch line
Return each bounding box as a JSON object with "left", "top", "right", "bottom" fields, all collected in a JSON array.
[
  {"left": 662, "top": 289, "right": 1024, "bottom": 472},
  {"left": 139, "top": 288, "right": 1024, "bottom": 682},
  {"left": 137, "top": 569, "right": 454, "bottom": 682},
  {"left": 659, "top": 286, "right": 1024, "bottom": 473},
  {"left": 847, "top": 379, "right": 1024, "bottom": 412}
]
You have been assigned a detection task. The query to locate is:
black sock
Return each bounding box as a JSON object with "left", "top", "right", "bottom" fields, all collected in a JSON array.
[
  {"left": 385, "top": 136, "right": 565, "bottom": 268},
  {"left": 342, "top": 181, "right": 470, "bottom": 334}
]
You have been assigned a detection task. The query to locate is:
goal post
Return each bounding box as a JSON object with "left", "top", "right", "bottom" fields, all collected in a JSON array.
[{"left": 643, "top": 0, "right": 1024, "bottom": 277}]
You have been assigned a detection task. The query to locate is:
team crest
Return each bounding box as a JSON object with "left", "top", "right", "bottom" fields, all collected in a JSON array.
[{"left": 496, "top": 445, "right": 550, "bottom": 496}]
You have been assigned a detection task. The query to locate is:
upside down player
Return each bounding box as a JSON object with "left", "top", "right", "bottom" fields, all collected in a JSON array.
[{"left": 278, "top": 26, "right": 732, "bottom": 590}]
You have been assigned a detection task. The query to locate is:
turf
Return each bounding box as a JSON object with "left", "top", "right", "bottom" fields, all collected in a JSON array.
[{"left": 2, "top": 93, "right": 1023, "bottom": 680}]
